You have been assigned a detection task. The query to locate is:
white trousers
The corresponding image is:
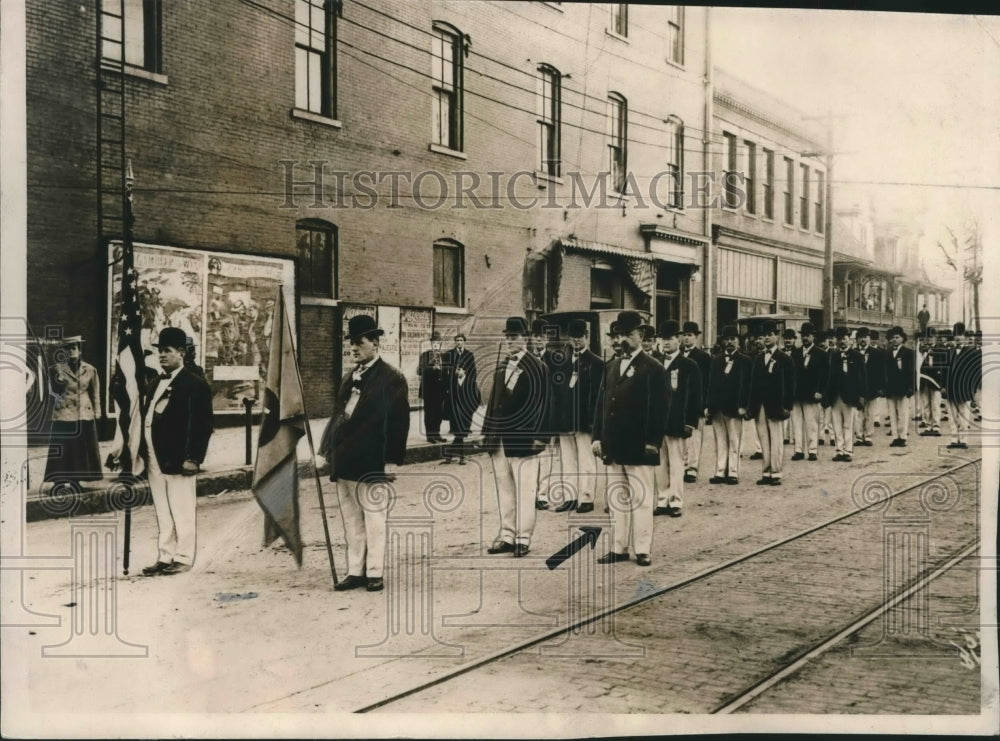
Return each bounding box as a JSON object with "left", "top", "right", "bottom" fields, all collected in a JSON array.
[
  {"left": 946, "top": 400, "right": 971, "bottom": 443},
  {"left": 655, "top": 435, "right": 686, "bottom": 508},
  {"left": 744, "top": 417, "right": 762, "bottom": 453},
  {"left": 832, "top": 399, "right": 857, "bottom": 456},
  {"left": 556, "top": 431, "right": 599, "bottom": 504},
  {"left": 791, "top": 401, "right": 821, "bottom": 455},
  {"left": 605, "top": 464, "right": 656, "bottom": 556},
  {"left": 855, "top": 398, "right": 879, "bottom": 441},
  {"left": 886, "top": 396, "right": 911, "bottom": 440},
  {"left": 755, "top": 409, "right": 785, "bottom": 479},
  {"left": 683, "top": 418, "right": 704, "bottom": 475},
  {"left": 147, "top": 454, "right": 198, "bottom": 566},
  {"left": 535, "top": 441, "right": 557, "bottom": 503},
  {"left": 491, "top": 448, "right": 541, "bottom": 547},
  {"left": 712, "top": 412, "right": 742, "bottom": 478},
  {"left": 336, "top": 478, "right": 388, "bottom": 578},
  {"left": 920, "top": 387, "right": 942, "bottom": 428}
]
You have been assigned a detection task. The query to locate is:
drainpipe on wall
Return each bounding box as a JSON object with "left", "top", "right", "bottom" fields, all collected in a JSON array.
[{"left": 702, "top": 8, "right": 714, "bottom": 340}]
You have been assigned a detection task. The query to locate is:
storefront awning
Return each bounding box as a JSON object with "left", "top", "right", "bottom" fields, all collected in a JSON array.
[{"left": 559, "top": 237, "right": 655, "bottom": 262}]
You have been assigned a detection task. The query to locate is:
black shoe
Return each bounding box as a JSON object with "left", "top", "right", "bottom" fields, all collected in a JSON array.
[
  {"left": 832, "top": 453, "right": 844, "bottom": 461},
  {"left": 513, "top": 544, "right": 530, "bottom": 558},
  {"left": 597, "top": 551, "right": 629, "bottom": 564},
  {"left": 843, "top": 454, "right": 853, "bottom": 462},
  {"left": 366, "top": 578, "right": 384, "bottom": 592},
  {"left": 141, "top": 561, "right": 172, "bottom": 577},
  {"left": 442, "top": 457, "right": 454, "bottom": 464},
  {"left": 756, "top": 477, "right": 771, "bottom": 485},
  {"left": 635, "top": 554, "right": 652, "bottom": 567},
  {"left": 709, "top": 476, "right": 726, "bottom": 484},
  {"left": 334, "top": 575, "right": 367, "bottom": 591},
  {"left": 791, "top": 452, "right": 805, "bottom": 461},
  {"left": 654, "top": 506, "right": 671, "bottom": 516},
  {"left": 554, "top": 500, "right": 578, "bottom": 513},
  {"left": 783, "top": 438, "right": 790, "bottom": 445},
  {"left": 749, "top": 452, "right": 763, "bottom": 460},
  {"left": 487, "top": 541, "right": 515, "bottom": 554},
  {"left": 946, "top": 442, "right": 961, "bottom": 449},
  {"left": 459, "top": 457, "right": 467, "bottom": 465},
  {"left": 535, "top": 499, "right": 549, "bottom": 511},
  {"left": 956, "top": 442, "right": 968, "bottom": 449},
  {"left": 808, "top": 453, "right": 818, "bottom": 461},
  {"left": 683, "top": 473, "right": 697, "bottom": 483},
  {"left": 769, "top": 478, "right": 782, "bottom": 486},
  {"left": 161, "top": 561, "right": 192, "bottom": 576},
  {"left": 873, "top": 421, "right": 880, "bottom": 427},
  {"left": 576, "top": 502, "right": 595, "bottom": 514},
  {"left": 818, "top": 439, "right": 825, "bottom": 445},
  {"left": 898, "top": 439, "right": 907, "bottom": 447},
  {"left": 668, "top": 506, "right": 683, "bottom": 517},
  {"left": 889, "top": 438, "right": 901, "bottom": 447},
  {"left": 725, "top": 476, "right": 739, "bottom": 485},
  {"left": 931, "top": 429, "right": 941, "bottom": 437},
  {"left": 860, "top": 440, "right": 873, "bottom": 447}
]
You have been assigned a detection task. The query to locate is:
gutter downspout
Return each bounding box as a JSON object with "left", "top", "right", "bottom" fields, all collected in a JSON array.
[{"left": 703, "top": 8, "right": 714, "bottom": 340}]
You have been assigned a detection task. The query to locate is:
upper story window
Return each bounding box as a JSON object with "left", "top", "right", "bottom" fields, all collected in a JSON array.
[
  {"left": 610, "top": 4, "right": 628, "bottom": 37},
  {"left": 431, "top": 21, "right": 466, "bottom": 152},
  {"left": 102, "top": 0, "right": 163, "bottom": 72},
  {"left": 762, "top": 148, "right": 775, "bottom": 219},
  {"left": 743, "top": 140, "right": 757, "bottom": 215},
  {"left": 295, "top": 0, "right": 337, "bottom": 117},
  {"left": 296, "top": 219, "right": 337, "bottom": 298},
  {"left": 665, "top": 5, "right": 684, "bottom": 65},
  {"left": 538, "top": 64, "right": 562, "bottom": 178},
  {"left": 665, "top": 117, "right": 684, "bottom": 209},
  {"left": 433, "top": 239, "right": 465, "bottom": 307},
  {"left": 783, "top": 156, "right": 794, "bottom": 225},
  {"left": 608, "top": 93, "right": 628, "bottom": 194},
  {"left": 799, "top": 163, "right": 810, "bottom": 230},
  {"left": 723, "top": 131, "right": 739, "bottom": 209},
  {"left": 815, "top": 170, "right": 825, "bottom": 234}
]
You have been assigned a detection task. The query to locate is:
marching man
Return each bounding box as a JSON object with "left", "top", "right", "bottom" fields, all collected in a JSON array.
[
  {"left": 747, "top": 320, "right": 795, "bottom": 486},
  {"left": 655, "top": 320, "right": 700, "bottom": 517},
  {"left": 790, "top": 322, "right": 829, "bottom": 462},
  {"left": 706, "top": 325, "right": 751, "bottom": 485},
  {"left": 823, "top": 326, "right": 867, "bottom": 463},
  {"left": 884, "top": 326, "right": 915, "bottom": 447},
  {"left": 679, "top": 321, "right": 711, "bottom": 483}
]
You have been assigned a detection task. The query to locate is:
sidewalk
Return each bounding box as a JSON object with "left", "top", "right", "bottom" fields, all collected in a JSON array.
[{"left": 24, "top": 408, "right": 485, "bottom": 522}]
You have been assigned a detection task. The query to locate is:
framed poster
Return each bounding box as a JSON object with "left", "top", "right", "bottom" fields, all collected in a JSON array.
[{"left": 398, "top": 306, "right": 434, "bottom": 407}]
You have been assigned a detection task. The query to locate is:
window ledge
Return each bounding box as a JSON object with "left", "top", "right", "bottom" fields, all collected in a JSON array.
[
  {"left": 434, "top": 305, "right": 468, "bottom": 315},
  {"left": 540, "top": 1, "right": 564, "bottom": 11},
  {"left": 533, "top": 171, "right": 564, "bottom": 187},
  {"left": 782, "top": 222, "right": 796, "bottom": 229},
  {"left": 761, "top": 216, "right": 775, "bottom": 224},
  {"left": 291, "top": 109, "right": 343, "bottom": 128},
  {"left": 428, "top": 143, "right": 467, "bottom": 160},
  {"left": 101, "top": 62, "right": 168, "bottom": 85},
  {"left": 664, "top": 58, "right": 686, "bottom": 72},
  {"left": 605, "top": 28, "right": 629, "bottom": 43},
  {"left": 300, "top": 297, "right": 339, "bottom": 307},
  {"left": 744, "top": 211, "right": 758, "bottom": 220}
]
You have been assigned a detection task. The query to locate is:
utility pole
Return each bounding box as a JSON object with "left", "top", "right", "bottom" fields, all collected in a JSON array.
[{"left": 823, "top": 141, "right": 834, "bottom": 330}]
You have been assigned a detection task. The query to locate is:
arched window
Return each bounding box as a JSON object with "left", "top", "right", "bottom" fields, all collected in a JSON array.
[
  {"left": 296, "top": 219, "right": 337, "bottom": 298},
  {"left": 433, "top": 239, "right": 464, "bottom": 307},
  {"left": 431, "top": 21, "right": 467, "bottom": 152}
]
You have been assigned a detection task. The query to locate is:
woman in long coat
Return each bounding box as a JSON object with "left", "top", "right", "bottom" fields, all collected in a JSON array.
[{"left": 44, "top": 336, "right": 104, "bottom": 485}]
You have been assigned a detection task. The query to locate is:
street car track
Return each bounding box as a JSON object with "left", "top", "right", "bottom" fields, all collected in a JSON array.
[{"left": 353, "top": 457, "right": 981, "bottom": 713}]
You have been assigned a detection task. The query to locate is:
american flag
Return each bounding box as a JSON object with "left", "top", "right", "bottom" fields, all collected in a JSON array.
[{"left": 108, "top": 218, "right": 147, "bottom": 476}]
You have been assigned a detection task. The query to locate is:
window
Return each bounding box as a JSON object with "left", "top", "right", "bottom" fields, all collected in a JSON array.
[
  {"left": 431, "top": 22, "right": 465, "bottom": 152},
  {"left": 762, "top": 148, "right": 774, "bottom": 219},
  {"left": 433, "top": 239, "right": 464, "bottom": 307},
  {"left": 666, "top": 5, "right": 684, "bottom": 65},
  {"left": 799, "top": 163, "right": 810, "bottom": 230},
  {"left": 538, "top": 65, "right": 561, "bottom": 178},
  {"left": 296, "top": 219, "right": 337, "bottom": 298},
  {"left": 295, "top": 0, "right": 337, "bottom": 117},
  {"left": 665, "top": 117, "right": 684, "bottom": 209},
  {"left": 590, "top": 266, "right": 618, "bottom": 308},
  {"left": 102, "top": 0, "right": 162, "bottom": 72},
  {"left": 723, "top": 131, "right": 739, "bottom": 208},
  {"left": 744, "top": 140, "right": 757, "bottom": 214},
  {"left": 608, "top": 93, "right": 628, "bottom": 194},
  {"left": 783, "top": 156, "right": 794, "bottom": 225},
  {"left": 815, "top": 170, "right": 825, "bottom": 233},
  {"left": 610, "top": 3, "right": 628, "bottom": 37}
]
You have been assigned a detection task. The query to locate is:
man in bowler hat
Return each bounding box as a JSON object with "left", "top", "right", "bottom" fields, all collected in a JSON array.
[
  {"left": 481, "top": 317, "right": 550, "bottom": 557},
  {"left": 790, "top": 322, "right": 829, "bottom": 462},
  {"left": 706, "top": 325, "right": 751, "bottom": 484},
  {"left": 654, "top": 320, "right": 700, "bottom": 516},
  {"left": 324, "top": 315, "right": 410, "bottom": 592},
  {"left": 592, "top": 311, "right": 667, "bottom": 566},
  {"left": 944, "top": 322, "right": 977, "bottom": 449},
  {"left": 418, "top": 330, "right": 447, "bottom": 443},
  {"left": 884, "top": 326, "right": 915, "bottom": 447},
  {"left": 529, "top": 319, "right": 561, "bottom": 510},
  {"left": 679, "top": 321, "right": 711, "bottom": 483},
  {"left": 917, "top": 328, "right": 944, "bottom": 436},
  {"left": 747, "top": 320, "right": 795, "bottom": 485},
  {"left": 442, "top": 332, "right": 480, "bottom": 464},
  {"left": 141, "top": 327, "right": 214, "bottom": 576},
  {"left": 824, "top": 326, "right": 867, "bottom": 462},
  {"left": 853, "top": 327, "right": 887, "bottom": 446}
]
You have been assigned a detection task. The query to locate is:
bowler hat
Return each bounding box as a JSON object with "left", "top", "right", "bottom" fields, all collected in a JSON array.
[
  {"left": 953, "top": 322, "right": 966, "bottom": 336},
  {"left": 887, "top": 325, "right": 906, "bottom": 340},
  {"left": 855, "top": 326, "right": 871, "bottom": 339},
  {"left": 641, "top": 325, "right": 657, "bottom": 341},
  {"left": 800, "top": 322, "right": 817, "bottom": 336},
  {"left": 152, "top": 327, "right": 188, "bottom": 349},
  {"left": 503, "top": 317, "right": 530, "bottom": 336},
  {"left": 870, "top": 330, "right": 880, "bottom": 341},
  {"left": 835, "top": 326, "right": 850, "bottom": 340},
  {"left": 721, "top": 325, "right": 739, "bottom": 339},
  {"left": 782, "top": 328, "right": 797, "bottom": 340},
  {"left": 964, "top": 327, "right": 975, "bottom": 337},
  {"left": 760, "top": 320, "right": 778, "bottom": 335},
  {"left": 345, "top": 314, "right": 384, "bottom": 342},
  {"left": 682, "top": 321, "right": 701, "bottom": 335},
  {"left": 430, "top": 330, "right": 442, "bottom": 341},
  {"left": 615, "top": 311, "right": 652, "bottom": 335},
  {"left": 530, "top": 319, "right": 547, "bottom": 336},
  {"left": 657, "top": 320, "right": 681, "bottom": 339},
  {"left": 606, "top": 321, "right": 620, "bottom": 337},
  {"left": 568, "top": 318, "right": 589, "bottom": 339}
]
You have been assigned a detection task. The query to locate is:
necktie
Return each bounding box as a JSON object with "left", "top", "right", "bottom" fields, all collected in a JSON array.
[{"left": 159, "top": 372, "right": 171, "bottom": 380}]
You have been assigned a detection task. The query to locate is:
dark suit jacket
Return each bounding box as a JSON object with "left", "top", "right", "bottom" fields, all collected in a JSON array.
[
  {"left": 681, "top": 346, "right": 712, "bottom": 408},
  {"left": 417, "top": 348, "right": 446, "bottom": 401},
  {"left": 480, "top": 350, "right": 549, "bottom": 457},
  {"left": 946, "top": 346, "right": 980, "bottom": 403},
  {"left": 442, "top": 347, "right": 481, "bottom": 432},
  {"left": 857, "top": 346, "right": 888, "bottom": 398},
  {"left": 144, "top": 367, "right": 214, "bottom": 475},
  {"left": 748, "top": 347, "right": 796, "bottom": 420},
  {"left": 550, "top": 347, "right": 604, "bottom": 434},
  {"left": 324, "top": 358, "right": 410, "bottom": 482},
  {"left": 793, "top": 344, "right": 830, "bottom": 403},
  {"left": 592, "top": 350, "right": 667, "bottom": 466},
  {"left": 662, "top": 352, "right": 701, "bottom": 437},
  {"left": 919, "top": 345, "right": 947, "bottom": 391},
  {"left": 824, "top": 349, "right": 868, "bottom": 409},
  {"left": 885, "top": 345, "right": 916, "bottom": 398},
  {"left": 706, "top": 350, "right": 752, "bottom": 418}
]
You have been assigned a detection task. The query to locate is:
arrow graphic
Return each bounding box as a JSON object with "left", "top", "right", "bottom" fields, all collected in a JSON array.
[{"left": 545, "top": 527, "right": 602, "bottom": 570}]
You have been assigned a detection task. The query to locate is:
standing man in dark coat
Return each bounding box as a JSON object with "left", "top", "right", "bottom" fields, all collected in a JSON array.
[
  {"left": 481, "top": 317, "right": 549, "bottom": 557},
  {"left": 706, "top": 325, "right": 751, "bottom": 484},
  {"left": 325, "top": 315, "right": 410, "bottom": 592},
  {"left": 884, "top": 326, "right": 916, "bottom": 447},
  {"left": 790, "top": 322, "right": 829, "bottom": 462},
  {"left": 747, "top": 320, "right": 795, "bottom": 486},
  {"left": 592, "top": 311, "right": 666, "bottom": 567},
  {"left": 418, "top": 330, "right": 447, "bottom": 443},
  {"left": 141, "top": 327, "right": 214, "bottom": 576},
  {"left": 853, "top": 327, "right": 887, "bottom": 447},
  {"left": 918, "top": 328, "right": 944, "bottom": 436},
  {"left": 442, "top": 332, "right": 480, "bottom": 464},
  {"left": 824, "top": 326, "right": 867, "bottom": 462},
  {"left": 655, "top": 320, "right": 700, "bottom": 517},
  {"left": 642, "top": 326, "right": 664, "bottom": 363},
  {"left": 680, "top": 321, "right": 711, "bottom": 483},
  {"left": 549, "top": 319, "right": 604, "bottom": 513},
  {"left": 945, "top": 322, "right": 977, "bottom": 449},
  {"left": 530, "top": 319, "right": 561, "bottom": 510}
]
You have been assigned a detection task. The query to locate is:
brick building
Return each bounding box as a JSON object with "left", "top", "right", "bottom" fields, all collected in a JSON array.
[{"left": 26, "top": 0, "right": 710, "bottom": 430}]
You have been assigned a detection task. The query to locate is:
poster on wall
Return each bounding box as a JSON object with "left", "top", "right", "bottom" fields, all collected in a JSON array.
[
  {"left": 340, "top": 304, "right": 377, "bottom": 377},
  {"left": 398, "top": 307, "right": 434, "bottom": 407},
  {"left": 108, "top": 242, "right": 295, "bottom": 414}
]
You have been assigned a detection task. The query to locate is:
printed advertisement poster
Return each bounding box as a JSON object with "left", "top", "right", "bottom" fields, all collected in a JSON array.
[{"left": 399, "top": 307, "right": 434, "bottom": 406}]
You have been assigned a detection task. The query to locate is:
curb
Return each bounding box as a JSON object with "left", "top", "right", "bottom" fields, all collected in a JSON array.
[{"left": 25, "top": 440, "right": 480, "bottom": 523}]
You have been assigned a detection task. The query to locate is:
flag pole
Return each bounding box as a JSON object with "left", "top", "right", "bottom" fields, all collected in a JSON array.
[
  {"left": 121, "top": 159, "right": 136, "bottom": 575},
  {"left": 280, "top": 286, "right": 339, "bottom": 587}
]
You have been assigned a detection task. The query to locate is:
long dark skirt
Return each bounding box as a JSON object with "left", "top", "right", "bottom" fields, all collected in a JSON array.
[{"left": 44, "top": 420, "right": 103, "bottom": 483}]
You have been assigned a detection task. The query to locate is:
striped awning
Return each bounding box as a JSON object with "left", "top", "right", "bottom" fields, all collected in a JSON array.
[{"left": 559, "top": 237, "right": 655, "bottom": 262}]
